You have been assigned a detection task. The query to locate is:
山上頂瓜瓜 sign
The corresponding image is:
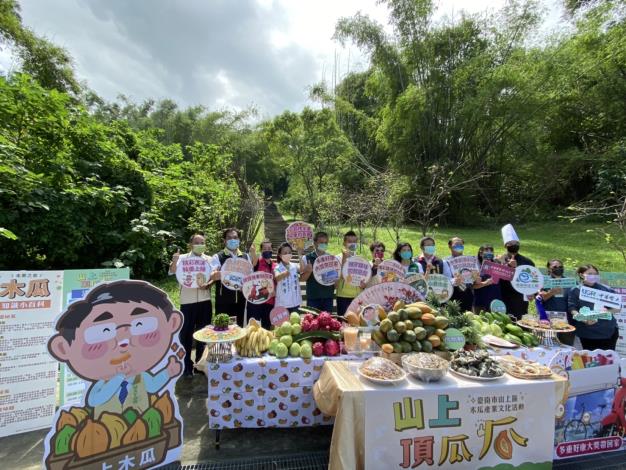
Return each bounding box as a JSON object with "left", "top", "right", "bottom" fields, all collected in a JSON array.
[
  {"left": 175, "top": 255, "right": 214, "bottom": 289},
  {"left": 447, "top": 256, "right": 480, "bottom": 284}
]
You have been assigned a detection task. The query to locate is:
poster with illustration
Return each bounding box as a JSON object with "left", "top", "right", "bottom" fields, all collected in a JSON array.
[
  {"left": 377, "top": 260, "right": 405, "bottom": 283},
  {"left": 175, "top": 255, "right": 214, "bottom": 289},
  {"left": 285, "top": 221, "right": 313, "bottom": 251},
  {"left": 341, "top": 256, "right": 372, "bottom": 287},
  {"left": 347, "top": 282, "right": 423, "bottom": 314},
  {"left": 242, "top": 272, "right": 274, "bottom": 304},
  {"left": 312, "top": 254, "right": 341, "bottom": 286},
  {"left": 43, "top": 280, "right": 184, "bottom": 470},
  {"left": 221, "top": 258, "right": 253, "bottom": 291},
  {"left": 447, "top": 255, "right": 480, "bottom": 284}
]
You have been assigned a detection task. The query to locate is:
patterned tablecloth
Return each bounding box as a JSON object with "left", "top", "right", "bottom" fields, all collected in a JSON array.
[{"left": 205, "top": 354, "right": 370, "bottom": 429}]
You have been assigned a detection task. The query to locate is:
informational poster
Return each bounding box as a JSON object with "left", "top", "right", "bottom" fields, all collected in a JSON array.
[
  {"left": 364, "top": 378, "right": 555, "bottom": 469},
  {"left": 43, "top": 280, "right": 184, "bottom": 470},
  {"left": 615, "top": 288, "right": 626, "bottom": 358},
  {"left": 447, "top": 256, "right": 479, "bottom": 284},
  {"left": 426, "top": 274, "right": 453, "bottom": 303},
  {"left": 242, "top": 272, "right": 274, "bottom": 304},
  {"left": 285, "top": 221, "right": 313, "bottom": 251},
  {"left": 0, "top": 270, "right": 63, "bottom": 437},
  {"left": 341, "top": 256, "right": 372, "bottom": 287},
  {"left": 60, "top": 269, "right": 130, "bottom": 406},
  {"left": 312, "top": 254, "right": 341, "bottom": 286}
]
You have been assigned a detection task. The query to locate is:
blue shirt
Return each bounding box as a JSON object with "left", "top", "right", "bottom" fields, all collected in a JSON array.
[{"left": 87, "top": 370, "right": 169, "bottom": 407}]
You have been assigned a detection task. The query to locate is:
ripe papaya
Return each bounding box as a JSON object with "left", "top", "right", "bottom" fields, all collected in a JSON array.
[{"left": 421, "top": 313, "right": 436, "bottom": 326}]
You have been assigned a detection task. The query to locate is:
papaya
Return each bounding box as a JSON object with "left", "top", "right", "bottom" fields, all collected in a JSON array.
[
  {"left": 395, "top": 322, "right": 407, "bottom": 334},
  {"left": 421, "top": 313, "right": 436, "bottom": 326},
  {"left": 142, "top": 408, "right": 163, "bottom": 439},
  {"left": 379, "top": 318, "right": 393, "bottom": 333},
  {"left": 54, "top": 424, "right": 76, "bottom": 455},
  {"left": 377, "top": 306, "right": 387, "bottom": 321},
  {"left": 393, "top": 300, "right": 406, "bottom": 312},
  {"left": 424, "top": 326, "right": 437, "bottom": 337},
  {"left": 69, "top": 407, "right": 89, "bottom": 425},
  {"left": 387, "top": 329, "right": 400, "bottom": 342},
  {"left": 434, "top": 316, "right": 449, "bottom": 329},
  {"left": 123, "top": 408, "right": 139, "bottom": 426},
  {"left": 56, "top": 410, "right": 77, "bottom": 432},
  {"left": 100, "top": 412, "right": 128, "bottom": 448},
  {"left": 345, "top": 311, "right": 360, "bottom": 327},
  {"left": 372, "top": 330, "right": 386, "bottom": 346},
  {"left": 392, "top": 342, "right": 403, "bottom": 354},
  {"left": 153, "top": 393, "right": 174, "bottom": 424},
  {"left": 359, "top": 314, "right": 368, "bottom": 327},
  {"left": 405, "top": 307, "right": 422, "bottom": 320},
  {"left": 435, "top": 329, "right": 447, "bottom": 339},
  {"left": 494, "top": 430, "right": 513, "bottom": 459},
  {"left": 404, "top": 320, "right": 414, "bottom": 331},
  {"left": 408, "top": 302, "right": 434, "bottom": 314},
  {"left": 411, "top": 341, "right": 422, "bottom": 352},
  {"left": 381, "top": 343, "right": 394, "bottom": 354},
  {"left": 387, "top": 312, "right": 400, "bottom": 324},
  {"left": 421, "top": 340, "right": 433, "bottom": 353},
  {"left": 402, "top": 330, "right": 417, "bottom": 343},
  {"left": 74, "top": 418, "right": 110, "bottom": 458},
  {"left": 414, "top": 327, "right": 427, "bottom": 341},
  {"left": 400, "top": 341, "right": 413, "bottom": 353},
  {"left": 428, "top": 335, "right": 441, "bottom": 348},
  {"left": 122, "top": 418, "right": 147, "bottom": 445},
  {"left": 398, "top": 309, "right": 409, "bottom": 321},
  {"left": 412, "top": 319, "right": 423, "bottom": 328}
]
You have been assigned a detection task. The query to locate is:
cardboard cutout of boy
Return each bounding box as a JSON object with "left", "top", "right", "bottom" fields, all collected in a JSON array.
[{"left": 43, "top": 280, "right": 185, "bottom": 470}]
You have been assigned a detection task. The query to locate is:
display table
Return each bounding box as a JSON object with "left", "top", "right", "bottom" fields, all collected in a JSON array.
[{"left": 314, "top": 360, "right": 568, "bottom": 470}]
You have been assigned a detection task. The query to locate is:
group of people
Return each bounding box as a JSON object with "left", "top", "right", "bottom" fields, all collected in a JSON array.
[{"left": 170, "top": 225, "right": 621, "bottom": 377}]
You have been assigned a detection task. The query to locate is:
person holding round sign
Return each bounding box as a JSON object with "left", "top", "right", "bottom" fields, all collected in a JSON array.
[
  {"left": 540, "top": 259, "right": 574, "bottom": 346},
  {"left": 498, "top": 224, "right": 535, "bottom": 319},
  {"left": 300, "top": 231, "right": 336, "bottom": 313},
  {"left": 442, "top": 237, "right": 475, "bottom": 312},
  {"left": 568, "top": 264, "right": 619, "bottom": 351},
  {"left": 336, "top": 230, "right": 368, "bottom": 316},
  {"left": 274, "top": 242, "right": 306, "bottom": 312},
  {"left": 210, "top": 228, "right": 252, "bottom": 326},
  {"left": 472, "top": 244, "right": 502, "bottom": 314},
  {"left": 245, "top": 239, "right": 276, "bottom": 329},
  {"left": 168, "top": 233, "right": 213, "bottom": 378},
  {"left": 393, "top": 242, "right": 423, "bottom": 276}
]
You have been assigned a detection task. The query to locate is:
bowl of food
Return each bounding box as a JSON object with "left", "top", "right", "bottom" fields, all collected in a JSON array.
[
  {"left": 357, "top": 356, "right": 407, "bottom": 385},
  {"left": 401, "top": 353, "right": 449, "bottom": 383}
]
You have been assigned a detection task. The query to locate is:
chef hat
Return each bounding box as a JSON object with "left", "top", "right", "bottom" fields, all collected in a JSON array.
[{"left": 501, "top": 224, "right": 520, "bottom": 245}]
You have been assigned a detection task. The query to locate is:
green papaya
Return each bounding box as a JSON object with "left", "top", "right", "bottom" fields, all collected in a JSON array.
[
  {"left": 387, "top": 329, "right": 400, "bottom": 342},
  {"left": 412, "top": 341, "right": 422, "bottom": 352},
  {"left": 54, "top": 424, "right": 76, "bottom": 455},
  {"left": 379, "top": 319, "right": 393, "bottom": 333},
  {"left": 392, "top": 342, "right": 403, "bottom": 354},
  {"left": 412, "top": 319, "right": 423, "bottom": 328},
  {"left": 421, "top": 340, "right": 433, "bottom": 353},
  {"left": 142, "top": 408, "right": 163, "bottom": 439},
  {"left": 402, "top": 330, "right": 417, "bottom": 343},
  {"left": 400, "top": 341, "right": 413, "bottom": 353},
  {"left": 414, "top": 327, "right": 427, "bottom": 341},
  {"left": 505, "top": 324, "right": 524, "bottom": 336},
  {"left": 123, "top": 408, "right": 139, "bottom": 426}
]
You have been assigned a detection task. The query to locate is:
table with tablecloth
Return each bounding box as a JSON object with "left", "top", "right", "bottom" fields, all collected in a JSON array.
[{"left": 314, "top": 360, "right": 568, "bottom": 470}]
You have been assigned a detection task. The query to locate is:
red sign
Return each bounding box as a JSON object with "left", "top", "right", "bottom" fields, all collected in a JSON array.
[
  {"left": 269, "top": 306, "right": 290, "bottom": 327},
  {"left": 555, "top": 436, "right": 622, "bottom": 458},
  {"left": 480, "top": 261, "right": 515, "bottom": 283}
]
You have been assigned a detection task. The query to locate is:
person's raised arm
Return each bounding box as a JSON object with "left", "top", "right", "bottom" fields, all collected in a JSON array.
[
  {"left": 300, "top": 255, "right": 313, "bottom": 281},
  {"left": 168, "top": 249, "right": 180, "bottom": 275}
]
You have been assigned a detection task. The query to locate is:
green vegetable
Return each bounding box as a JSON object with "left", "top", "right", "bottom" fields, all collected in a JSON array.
[
  {"left": 54, "top": 424, "right": 76, "bottom": 455},
  {"left": 123, "top": 408, "right": 138, "bottom": 425},
  {"left": 386, "top": 329, "right": 400, "bottom": 342},
  {"left": 505, "top": 324, "right": 524, "bottom": 336},
  {"left": 143, "top": 408, "right": 163, "bottom": 438}
]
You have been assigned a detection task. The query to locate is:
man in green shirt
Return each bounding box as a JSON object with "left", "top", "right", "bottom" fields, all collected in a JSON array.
[{"left": 300, "top": 232, "right": 335, "bottom": 312}]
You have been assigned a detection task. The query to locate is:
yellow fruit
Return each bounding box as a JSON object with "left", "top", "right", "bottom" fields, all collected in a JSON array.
[
  {"left": 100, "top": 412, "right": 128, "bottom": 448},
  {"left": 435, "top": 329, "right": 447, "bottom": 339},
  {"left": 74, "top": 419, "right": 110, "bottom": 458},
  {"left": 56, "top": 410, "right": 77, "bottom": 432},
  {"left": 121, "top": 418, "right": 147, "bottom": 445},
  {"left": 421, "top": 313, "right": 436, "bottom": 325},
  {"left": 69, "top": 407, "right": 89, "bottom": 425},
  {"left": 393, "top": 300, "right": 406, "bottom": 312},
  {"left": 153, "top": 392, "right": 174, "bottom": 424},
  {"left": 428, "top": 335, "right": 441, "bottom": 348},
  {"left": 382, "top": 344, "right": 394, "bottom": 354},
  {"left": 345, "top": 311, "right": 360, "bottom": 326}
]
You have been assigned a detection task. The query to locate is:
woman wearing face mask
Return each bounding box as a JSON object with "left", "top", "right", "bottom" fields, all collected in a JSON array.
[
  {"left": 472, "top": 244, "right": 501, "bottom": 314},
  {"left": 568, "top": 265, "right": 619, "bottom": 351},
  {"left": 168, "top": 233, "right": 213, "bottom": 378},
  {"left": 301, "top": 231, "right": 335, "bottom": 313},
  {"left": 274, "top": 242, "right": 306, "bottom": 312},
  {"left": 211, "top": 227, "right": 252, "bottom": 326},
  {"left": 416, "top": 237, "right": 444, "bottom": 275},
  {"left": 540, "top": 259, "right": 574, "bottom": 346},
  {"left": 246, "top": 240, "right": 276, "bottom": 329},
  {"left": 370, "top": 241, "right": 386, "bottom": 276},
  {"left": 442, "top": 237, "right": 474, "bottom": 312},
  {"left": 393, "top": 243, "right": 423, "bottom": 275}
]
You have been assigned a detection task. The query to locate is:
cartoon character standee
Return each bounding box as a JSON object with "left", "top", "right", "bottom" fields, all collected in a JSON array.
[{"left": 43, "top": 280, "right": 185, "bottom": 470}]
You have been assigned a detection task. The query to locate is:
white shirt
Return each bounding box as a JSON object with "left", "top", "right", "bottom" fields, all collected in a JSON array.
[
  {"left": 274, "top": 262, "right": 302, "bottom": 308},
  {"left": 174, "top": 252, "right": 214, "bottom": 305}
]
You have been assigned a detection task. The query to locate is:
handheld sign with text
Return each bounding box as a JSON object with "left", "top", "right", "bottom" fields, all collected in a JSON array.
[
  {"left": 543, "top": 277, "right": 577, "bottom": 289},
  {"left": 270, "top": 306, "right": 290, "bottom": 327},
  {"left": 285, "top": 221, "right": 313, "bottom": 251},
  {"left": 342, "top": 256, "right": 372, "bottom": 287},
  {"left": 426, "top": 274, "right": 453, "bottom": 303},
  {"left": 312, "top": 254, "right": 341, "bottom": 286},
  {"left": 221, "top": 258, "right": 253, "bottom": 291},
  {"left": 377, "top": 259, "right": 405, "bottom": 283},
  {"left": 490, "top": 299, "right": 507, "bottom": 315},
  {"left": 579, "top": 285, "right": 622, "bottom": 311},
  {"left": 175, "top": 255, "right": 213, "bottom": 288},
  {"left": 242, "top": 272, "right": 274, "bottom": 304},
  {"left": 403, "top": 273, "right": 428, "bottom": 298},
  {"left": 444, "top": 328, "right": 466, "bottom": 350},
  {"left": 480, "top": 260, "right": 515, "bottom": 284},
  {"left": 447, "top": 256, "right": 480, "bottom": 284},
  {"left": 573, "top": 306, "right": 613, "bottom": 322},
  {"left": 512, "top": 265, "right": 544, "bottom": 295}
]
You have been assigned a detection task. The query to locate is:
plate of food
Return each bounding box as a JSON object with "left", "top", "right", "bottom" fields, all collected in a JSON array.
[
  {"left": 496, "top": 356, "right": 553, "bottom": 380},
  {"left": 449, "top": 350, "right": 504, "bottom": 381},
  {"left": 193, "top": 324, "right": 245, "bottom": 343},
  {"left": 401, "top": 353, "right": 449, "bottom": 383},
  {"left": 482, "top": 334, "right": 519, "bottom": 349},
  {"left": 358, "top": 356, "right": 407, "bottom": 385},
  {"left": 517, "top": 318, "right": 575, "bottom": 333}
]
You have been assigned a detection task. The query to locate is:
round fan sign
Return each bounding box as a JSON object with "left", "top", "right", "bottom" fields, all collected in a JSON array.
[
  {"left": 490, "top": 299, "right": 507, "bottom": 315},
  {"left": 341, "top": 256, "right": 372, "bottom": 287},
  {"left": 403, "top": 273, "right": 428, "bottom": 298},
  {"left": 242, "top": 272, "right": 274, "bottom": 304},
  {"left": 175, "top": 255, "right": 213, "bottom": 288},
  {"left": 426, "top": 274, "right": 454, "bottom": 303},
  {"left": 312, "top": 254, "right": 341, "bottom": 286},
  {"left": 377, "top": 259, "right": 405, "bottom": 283},
  {"left": 221, "top": 257, "right": 253, "bottom": 291},
  {"left": 347, "top": 282, "right": 423, "bottom": 314},
  {"left": 285, "top": 221, "right": 313, "bottom": 251},
  {"left": 512, "top": 265, "right": 544, "bottom": 295}
]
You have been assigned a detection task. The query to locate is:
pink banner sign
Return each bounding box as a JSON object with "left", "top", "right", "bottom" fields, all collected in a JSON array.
[
  {"left": 269, "top": 306, "right": 290, "bottom": 327},
  {"left": 480, "top": 260, "right": 515, "bottom": 283}
]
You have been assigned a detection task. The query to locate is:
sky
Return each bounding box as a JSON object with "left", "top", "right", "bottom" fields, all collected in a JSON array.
[{"left": 3, "top": 0, "right": 564, "bottom": 118}]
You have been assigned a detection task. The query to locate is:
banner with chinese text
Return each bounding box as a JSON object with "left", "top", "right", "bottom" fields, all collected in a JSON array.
[
  {"left": 0, "top": 270, "right": 63, "bottom": 438},
  {"left": 364, "top": 377, "right": 555, "bottom": 469}
]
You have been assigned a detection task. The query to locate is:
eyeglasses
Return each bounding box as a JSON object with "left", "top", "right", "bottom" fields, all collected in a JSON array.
[{"left": 83, "top": 317, "right": 158, "bottom": 344}]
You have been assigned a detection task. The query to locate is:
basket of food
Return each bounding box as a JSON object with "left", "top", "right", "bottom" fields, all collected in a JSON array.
[
  {"left": 401, "top": 353, "right": 449, "bottom": 383},
  {"left": 357, "top": 356, "right": 407, "bottom": 385}
]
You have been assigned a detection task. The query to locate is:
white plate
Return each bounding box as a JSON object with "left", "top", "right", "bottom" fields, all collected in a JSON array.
[
  {"left": 482, "top": 335, "right": 519, "bottom": 349},
  {"left": 357, "top": 367, "right": 407, "bottom": 385},
  {"left": 449, "top": 367, "right": 504, "bottom": 381}
]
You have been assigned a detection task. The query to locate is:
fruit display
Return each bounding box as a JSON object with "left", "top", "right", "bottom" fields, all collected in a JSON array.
[
  {"left": 268, "top": 311, "right": 342, "bottom": 358},
  {"left": 471, "top": 311, "right": 539, "bottom": 347},
  {"left": 234, "top": 319, "right": 274, "bottom": 357},
  {"left": 371, "top": 300, "right": 449, "bottom": 355},
  {"left": 497, "top": 356, "right": 553, "bottom": 380},
  {"left": 47, "top": 392, "right": 180, "bottom": 467},
  {"left": 358, "top": 356, "right": 407, "bottom": 384},
  {"left": 401, "top": 353, "right": 449, "bottom": 383},
  {"left": 450, "top": 350, "right": 504, "bottom": 379}
]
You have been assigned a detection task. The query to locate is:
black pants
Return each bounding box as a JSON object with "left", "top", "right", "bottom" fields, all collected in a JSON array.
[
  {"left": 246, "top": 302, "right": 273, "bottom": 329},
  {"left": 557, "top": 331, "right": 576, "bottom": 346},
  {"left": 336, "top": 297, "right": 353, "bottom": 316},
  {"left": 307, "top": 298, "right": 334, "bottom": 313},
  {"left": 579, "top": 329, "right": 619, "bottom": 351},
  {"left": 180, "top": 300, "right": 212, "bottom": 376}
]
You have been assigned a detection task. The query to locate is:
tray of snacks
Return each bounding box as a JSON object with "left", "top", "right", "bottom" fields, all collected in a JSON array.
[
  {"left": 401, "top": 353, "right": 449, "bottom": 383},
  {"left": 496, "top": 356, "right": 553, "bottom": 380},
  {"left": 358, "top": 356, "right": 407, "bottom": 385},
  {"left": 449, "top": 350, "right": 504, "bottom": 381},
  {"left": 517, "top": 318, "right": 575, "bottom": 333}
]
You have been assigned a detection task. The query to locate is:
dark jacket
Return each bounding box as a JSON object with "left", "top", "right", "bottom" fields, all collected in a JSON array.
[{"left": 568, "top": 283, "right": 618, "bottom": 339}]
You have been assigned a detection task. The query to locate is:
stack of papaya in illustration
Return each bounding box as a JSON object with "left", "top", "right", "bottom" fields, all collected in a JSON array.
[{"left": 46, "top": 392, "right": 181, "bottom": 470}]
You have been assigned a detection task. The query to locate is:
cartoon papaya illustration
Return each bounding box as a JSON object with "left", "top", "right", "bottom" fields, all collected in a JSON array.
[{"left": 494, "top": 430, "right": 513, "bottom": 460}]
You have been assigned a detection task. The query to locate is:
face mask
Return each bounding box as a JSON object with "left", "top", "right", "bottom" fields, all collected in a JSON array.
[
  {"left": 452, "top": 245, "right": 464, "bottom": 253},
  {"left": 507, "top": 244, "right": 520, "bottom": 254},
  {"left": 281, "top": 254, "right": 292, "bottom": 264},
  {"left": 347, "top": 243, "right": 357, "bottom": 252},
  {"left": 424, "top": 246, "right": 436, "bottom": 256},
  {"left": 192, "top": 244, "right": 206, "bottom": 255},
  {"left": 483, "top": 252, "right": 494, "bottom": 261},
  {"left": 262, "top": 250, "right": 273, "bottom": 260},
  {"left": 551, "top": 267, "right": 564, "bottom": 277},
  {"left": 226, "top": 239, "right": 240, "bottom": 251},
  {"left": 317, "top": 243, "right": 328, "bottom": 252},
  {"left": 400, "top": 251, "right": 413, "bottom": 260},
  {"left": 584, "top": 273, "right": 600, "bottom": 284}
]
